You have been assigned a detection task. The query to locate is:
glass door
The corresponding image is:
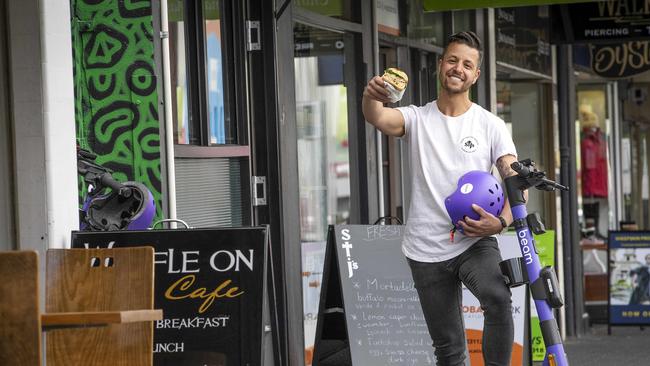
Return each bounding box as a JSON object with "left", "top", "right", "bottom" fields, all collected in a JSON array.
[
  {"left": 294, "top": 23, "right": 359, "bottom": 364},
  {"left": 620, "top": 82, "right": 650, "bottom": 230}
]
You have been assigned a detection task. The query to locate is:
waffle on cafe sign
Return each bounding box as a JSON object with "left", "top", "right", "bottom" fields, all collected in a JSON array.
[{"left": 591, "top": 41, "right": 650, "bottom": 77}]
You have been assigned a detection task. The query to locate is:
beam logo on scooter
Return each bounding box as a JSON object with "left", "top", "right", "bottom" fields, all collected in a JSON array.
[{"left": 517, "top": 228, "right": 534, "bottom": 265}]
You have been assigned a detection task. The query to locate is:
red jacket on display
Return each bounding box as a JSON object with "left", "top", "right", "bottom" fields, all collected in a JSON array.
[{"left": 581, "top": 127, "right": 608, "bottom": 198}]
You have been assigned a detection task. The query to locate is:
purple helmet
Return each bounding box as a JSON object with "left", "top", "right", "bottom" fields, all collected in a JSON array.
[
  {"left": 445, "top": 171, "right": 505, "bottom": 232},
  {"left": 84, "top": 181, "right": 155, "bottom": 231}
]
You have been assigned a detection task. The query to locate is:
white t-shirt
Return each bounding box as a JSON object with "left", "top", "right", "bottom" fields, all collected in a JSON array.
[{"left": 397, "top": 101, "right": 517, "bottom": 263}]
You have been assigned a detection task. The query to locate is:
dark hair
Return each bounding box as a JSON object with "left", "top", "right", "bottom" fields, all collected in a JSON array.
[{"left": 445, "top": 31, "right": 483, "bottom": 68}]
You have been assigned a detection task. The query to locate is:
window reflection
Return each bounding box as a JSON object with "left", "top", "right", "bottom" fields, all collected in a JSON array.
[
  {"left": 497, "top": 81, "right": 546, "bottom": 219},
  {"left": 203, "top": 0, "right": 227, "bottom": 144},
  {"left": 407, "top": 0, "right": 444, "bottom": 46},
  {"left": 168, "top": 0, "right": 232, "bottom": 146},
  {"left": 294, "top": 64, "right": 351, "bottom": 241},
  {"left": 168, "top": 0, "right": 189, "bottom": 144},
  {"left": 295, "top": 0, "right": 360, "bottom": 23},
  {"left": 577, "top": 87, "right": 610, "bottom": 237},
  {"left": 294, "top": 24, "right": 351, "bottom": 242}
]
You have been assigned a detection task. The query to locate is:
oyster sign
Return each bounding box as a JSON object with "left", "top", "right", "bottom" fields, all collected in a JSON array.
[{"left": 591, "top": 41, "right": 650, "bottom": 77}]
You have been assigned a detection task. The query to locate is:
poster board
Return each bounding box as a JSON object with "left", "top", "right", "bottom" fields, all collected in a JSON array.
[
  {"left": 71, "top": 227, "right": 269, "bottom": 366},
  {"left": 608, "top": 231, "right": 650, "bottom": 328},
  {"left": 462, "top": 234, "right": 526, "bottom": 366},
  {"left": 527, "top": 230, "right": 555, "bottom": 362},
  {"left": 313, "top": 225, "right": 526, "bottom": 366}
]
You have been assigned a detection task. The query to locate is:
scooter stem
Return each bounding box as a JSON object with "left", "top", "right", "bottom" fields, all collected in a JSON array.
[{"left": 504, "top": 160, "right": 569, "bottom": 366}]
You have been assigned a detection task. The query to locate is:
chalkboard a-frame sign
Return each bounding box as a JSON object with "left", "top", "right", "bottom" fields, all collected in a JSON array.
[
  {"left": 71, "top": 227, "right": 268, "bottom": 366},
  {"left": 313, "top": 225, "right": 436, "bottom": 366}
]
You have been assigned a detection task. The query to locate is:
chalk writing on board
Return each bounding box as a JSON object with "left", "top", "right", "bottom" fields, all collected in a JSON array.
[
  {"left": 365, "top": 225, "right": 402, "bottom": 241},
  {"left": 346, "top": 273, "right": 434, "bottom": 364},
  {"left": 318, "top": 225, "right": 437, "bottom": 366}
]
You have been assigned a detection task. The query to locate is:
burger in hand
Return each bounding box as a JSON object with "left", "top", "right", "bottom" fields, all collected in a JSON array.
[{"left": 382, "top": 67, "right": 408, "bottom": 103}]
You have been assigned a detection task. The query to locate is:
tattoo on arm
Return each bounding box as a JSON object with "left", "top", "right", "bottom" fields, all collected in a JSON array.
[{"left": 496, "top": 155, "right": 517, "bottom": 179}]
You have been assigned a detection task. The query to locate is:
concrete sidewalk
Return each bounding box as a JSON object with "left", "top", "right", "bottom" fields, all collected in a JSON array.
[{"left": 536, "top": 324, "right": 650, "bottom": 366}]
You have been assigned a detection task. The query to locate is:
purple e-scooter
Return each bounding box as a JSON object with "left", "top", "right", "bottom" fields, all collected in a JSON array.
[{"left": 502, "top": 158, "right": 569, "bottom": 366}]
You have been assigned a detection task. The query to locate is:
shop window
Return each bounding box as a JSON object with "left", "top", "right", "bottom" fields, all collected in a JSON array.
[
  {"left": 376, "top": 0, "right": 402, "bottom": 36},
  {"left": 497, "top": 81, "right": 548, "bottom": 221},
  {"left": 406, "top": 0, "right": 444, "bottom": 46},
  {"left": 168, "top": 0, "right": 240, "bottom": 146},
  {"left": 168, "top": 0, "right": 250, "bottom": 228},
  {"left": 577, "top": 86, "right": 611, "bottom": 236},
  {"left": 295, "top": 0, "right": 361, "bottom": 23},
  {"left": 452, "top": 10, "right": 471, "bottom": 33},
  {"left": 204, "top": 0, "right": 228, "bottom": 144},
  {"left": 168, "top": 0, "right": 190, "bottom": 143},
  {"left": 495, "top": 6, "right": 552, "bottom": 77},
  {"left": 620, "top": 84, "right": 650, "bottom": 229}
]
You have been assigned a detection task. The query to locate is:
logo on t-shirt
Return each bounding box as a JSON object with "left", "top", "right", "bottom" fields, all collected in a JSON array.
[{"left": 460, "top": 136, "right": 479, "bottom": 153}]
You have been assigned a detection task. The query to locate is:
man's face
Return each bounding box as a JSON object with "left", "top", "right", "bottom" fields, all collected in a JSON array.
[
  {"left": 438, "top": 42, "right": 481, "bottom": 95},
  {"left": 645, "top": 254, "right": 650, "bottom": 265}
]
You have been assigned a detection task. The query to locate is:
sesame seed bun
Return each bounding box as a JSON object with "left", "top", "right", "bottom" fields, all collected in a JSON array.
[{"left": 382, "top": 68, "right": 408, "bottom": 91}]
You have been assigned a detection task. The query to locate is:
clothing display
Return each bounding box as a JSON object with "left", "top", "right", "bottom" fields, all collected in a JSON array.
[{"left": 581, "top": 127, "right": 608, "bottom": 198}]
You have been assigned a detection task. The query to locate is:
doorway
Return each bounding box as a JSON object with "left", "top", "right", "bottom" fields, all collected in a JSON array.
[{"left": 293, "top": 22, "right": 364, "bottom": 364}]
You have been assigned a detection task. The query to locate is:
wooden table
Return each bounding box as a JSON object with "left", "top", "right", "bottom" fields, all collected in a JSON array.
[{"left": 42, "top": 309, "right": 162, "bottom": 329}]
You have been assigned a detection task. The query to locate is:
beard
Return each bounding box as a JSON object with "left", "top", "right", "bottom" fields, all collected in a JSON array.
[{"left": 440, "top": 72, "right": 473, "bottom": 94}]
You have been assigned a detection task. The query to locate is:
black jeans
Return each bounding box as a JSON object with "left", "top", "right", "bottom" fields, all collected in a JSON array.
[{"left": 407, "top": 237, "right": 513, "bottom": 366}]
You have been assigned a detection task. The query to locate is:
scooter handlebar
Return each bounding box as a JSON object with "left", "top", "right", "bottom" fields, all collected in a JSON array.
[
  {"left": 540, "top": 177, "right": 569, "bottom": 191},
  {"left": 511, "top": 161, "right": 532, "bottom": 177},
  {"left": 77, "top": 148, "right": 97, "bottom": 161},
  {"left": 510, "top": 160, "right": 569, "bottom": 192},
  {"left": 99, "top": 173, "right": 132, "bottom": 198}
]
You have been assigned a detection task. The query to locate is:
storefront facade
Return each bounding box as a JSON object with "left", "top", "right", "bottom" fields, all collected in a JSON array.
[
  {"left": 555, "top": 1, "right": 650, "bottom": 326},
  {"left": 281, "top": 2, "right": 580, "bottom": 363}
]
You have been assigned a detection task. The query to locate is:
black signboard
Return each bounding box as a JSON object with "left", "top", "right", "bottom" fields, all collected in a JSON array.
[
  {"left": 589, "top": 41, "right": 650, "bottom": 77},
  {"left": 72, "top": 227, "right": 268, "bottom": 366},
  {"left": 552, "top": 1, "right": 650, "bottom": 44},
  {"left": 313, "top": 225, "right": 436, "bottom": 366},
  {"left": 495, "top": 7, "right": 552, "bottom": 76}
]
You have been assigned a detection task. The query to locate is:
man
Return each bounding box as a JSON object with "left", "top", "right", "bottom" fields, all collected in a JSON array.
[{"left": 362, "top": 31, "right": 518, "bottom": 366}]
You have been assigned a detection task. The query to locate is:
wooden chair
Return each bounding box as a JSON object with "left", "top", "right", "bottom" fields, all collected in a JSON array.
[
  {"left": 45, "top": 247, "right": 160, "bottom": 366},
  {"left": 0, "top": 248, "right": 161, "bottom": 366},
  {"left": 0, "top": 251, "right": 41, "bottom": 366}
]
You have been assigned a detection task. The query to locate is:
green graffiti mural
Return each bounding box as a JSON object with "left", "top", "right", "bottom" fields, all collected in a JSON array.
[{"left": 71, "top": 0, "right": 162, "bottom": 222}]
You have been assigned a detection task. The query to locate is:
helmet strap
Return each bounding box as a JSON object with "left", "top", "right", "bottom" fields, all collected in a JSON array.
[{"left": 449, "top": 226, "right": 457, "bottom": 243}]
